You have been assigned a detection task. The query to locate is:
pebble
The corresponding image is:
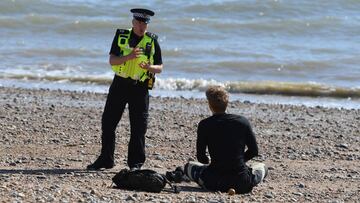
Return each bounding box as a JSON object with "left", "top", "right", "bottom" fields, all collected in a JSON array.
[
  {"left": 298, "top": 183, "right": 305, "bottom": 188},
  {"left": 125, "top": 195, "right": 137, "bottom": 201},
  {"left": 90, "top": 189, "right": 97, "bottom": 195},
  {"left": 335, "top": 144, "right": 349, "bottom": 149},
  {"left": 11, "top": 191, "right": 22, "bottom": 198},
  {"left": 293, "top": 192, "right": 303, "bottom": 196},
  {"left": 37, "top": 175, "right": 47, "bottom": 180},
  {"left": 264, "top": 193, "right": 274, "bottom": 198},
  {"left": 155, "top": 155, "right": 166, "bottom": 161}
]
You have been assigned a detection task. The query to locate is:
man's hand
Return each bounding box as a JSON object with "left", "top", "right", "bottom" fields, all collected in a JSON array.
[
  {"left": 128, "top": 47, "right": 143, "bottom": 60},
  {"left": 139, "top": 61, "right": 150, "bottom": 70}
]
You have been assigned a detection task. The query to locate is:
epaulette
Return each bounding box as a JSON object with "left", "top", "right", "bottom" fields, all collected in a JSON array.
[
  {"left": 117, "top": 29, "right": 130, "bottom": 35},
  {"left": 146, "top": 32, "right": 158, "bottom": 40}
]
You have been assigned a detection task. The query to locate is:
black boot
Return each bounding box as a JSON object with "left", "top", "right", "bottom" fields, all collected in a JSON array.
[
  {"left": 165, "top": 166, "right": 190, "bottom": 183},
  {"left": 87, "top": 127, "right": 116, "bottom": 170},
  {"left": 87, "top": 156, "right": 114, "bottom": 170}
]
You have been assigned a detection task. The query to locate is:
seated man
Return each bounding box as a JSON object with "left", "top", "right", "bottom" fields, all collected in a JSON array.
[{"left": 184, "top": 86, "right": 268, "bottom": 194}]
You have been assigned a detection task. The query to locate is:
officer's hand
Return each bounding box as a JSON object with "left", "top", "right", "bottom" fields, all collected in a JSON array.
[
  {"left": 128, "top": 47, "right": 142, "bottom": 60},
  {"left": 139, "top": 61, "right": 150, "bottom": 70}
]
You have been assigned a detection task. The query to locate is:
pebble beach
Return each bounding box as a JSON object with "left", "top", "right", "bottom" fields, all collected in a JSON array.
[{"left": 0, "top": 86, "right": 359, "bottom": 202}]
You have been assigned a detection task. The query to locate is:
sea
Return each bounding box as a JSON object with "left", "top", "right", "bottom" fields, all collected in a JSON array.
[{"left": 1, "top": 0, "right": 359, "bottom": 109}]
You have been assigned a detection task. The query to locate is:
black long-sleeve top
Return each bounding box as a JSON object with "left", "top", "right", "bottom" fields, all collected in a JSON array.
[{"left": 197, "top": 113, "right": 259, "bottom": 174}]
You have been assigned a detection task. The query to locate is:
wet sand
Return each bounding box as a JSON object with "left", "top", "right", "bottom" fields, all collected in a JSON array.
[{"left": 0, "top": 86, "right": 359, "bottom": 202}]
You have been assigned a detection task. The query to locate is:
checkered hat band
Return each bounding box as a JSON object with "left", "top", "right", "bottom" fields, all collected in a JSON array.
[{"left": 133, "top": 13, "right": 149, "bottom": 19}]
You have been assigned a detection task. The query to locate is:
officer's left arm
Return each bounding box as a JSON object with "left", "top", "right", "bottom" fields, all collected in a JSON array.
[{"left": 139, "top": 63, "right": 163, "bottom": 73}]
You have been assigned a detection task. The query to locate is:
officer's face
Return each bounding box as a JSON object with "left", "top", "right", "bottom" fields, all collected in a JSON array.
[{"left": 132, "top": 19, "right": 148, "bottom": 36}]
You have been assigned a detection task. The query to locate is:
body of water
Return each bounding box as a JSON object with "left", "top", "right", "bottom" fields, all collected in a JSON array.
[{"left": 1, "top": 0, "right": 359, "bottom": 108}]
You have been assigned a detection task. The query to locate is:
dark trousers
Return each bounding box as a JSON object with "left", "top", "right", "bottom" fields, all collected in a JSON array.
[
  {"left": 184, "top": 161, "right": 263, "bottom": 194},
  {"left": 100, "top": 75, "right": 149, "bottom": 168}
]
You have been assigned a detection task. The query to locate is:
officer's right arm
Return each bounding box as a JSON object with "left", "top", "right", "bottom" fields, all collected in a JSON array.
[
  {"left": 109, "top": 48, "right": 142, "bottom": 66},
  {"left": 108, "top": 29, "right": 142, "bottom": 66}
]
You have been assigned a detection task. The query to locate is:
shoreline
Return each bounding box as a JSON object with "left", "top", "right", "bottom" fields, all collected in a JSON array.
[
  {"left": 1, "top": 86, "right": 359, "bottom": 202},
  {"left": 1, "top": 79, "right": 360, "bottom": 110}
]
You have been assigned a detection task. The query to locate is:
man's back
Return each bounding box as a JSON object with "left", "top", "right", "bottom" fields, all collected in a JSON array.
[
  {"left": 183, "top": 86, "right": 267, "bottom": 194},
  {"left": 197, "top": 113, "right": 258, "bottom": 174}
]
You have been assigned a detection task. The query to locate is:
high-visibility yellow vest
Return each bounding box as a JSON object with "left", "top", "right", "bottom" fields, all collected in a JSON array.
[{"left": 111, "top": 29, "right": 156, "bottom": 82}]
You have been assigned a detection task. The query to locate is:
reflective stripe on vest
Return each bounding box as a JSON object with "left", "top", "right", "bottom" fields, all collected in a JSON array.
[{"left": 111, "top": 29, "right": 155, "bottom": 82}]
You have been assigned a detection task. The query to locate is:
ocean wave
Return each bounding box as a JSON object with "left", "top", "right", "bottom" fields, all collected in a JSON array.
[
  {"left": 1, "top": 74, "right": 359, "bottom": 98},
  {"left": 0, "top": 73, "right": 112, "bottom": 85},
  {"left": 156, "top": 78, "right": 360, "bottom": 98}
]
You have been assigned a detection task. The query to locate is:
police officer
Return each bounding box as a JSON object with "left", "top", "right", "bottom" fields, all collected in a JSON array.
[{"left": 87, "top": 8, "right": 163, "bottom": 170}]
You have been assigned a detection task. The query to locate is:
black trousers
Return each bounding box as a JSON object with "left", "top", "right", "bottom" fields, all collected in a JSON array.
[
  {"left": 100, "top": 75, "right": 149, "bottom": 168},
  {"left": 184, "top": 162, "right": 257, "bottom": 194}
]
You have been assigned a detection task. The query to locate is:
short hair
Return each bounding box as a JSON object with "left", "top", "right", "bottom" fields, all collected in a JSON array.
[{"left": 206, "top": 86, "right": 229, "bottom": 113}]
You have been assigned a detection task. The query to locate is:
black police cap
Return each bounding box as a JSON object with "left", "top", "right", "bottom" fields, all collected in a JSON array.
[{"left": 130, "top": 8, "right": 155, "bottom": 24}]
